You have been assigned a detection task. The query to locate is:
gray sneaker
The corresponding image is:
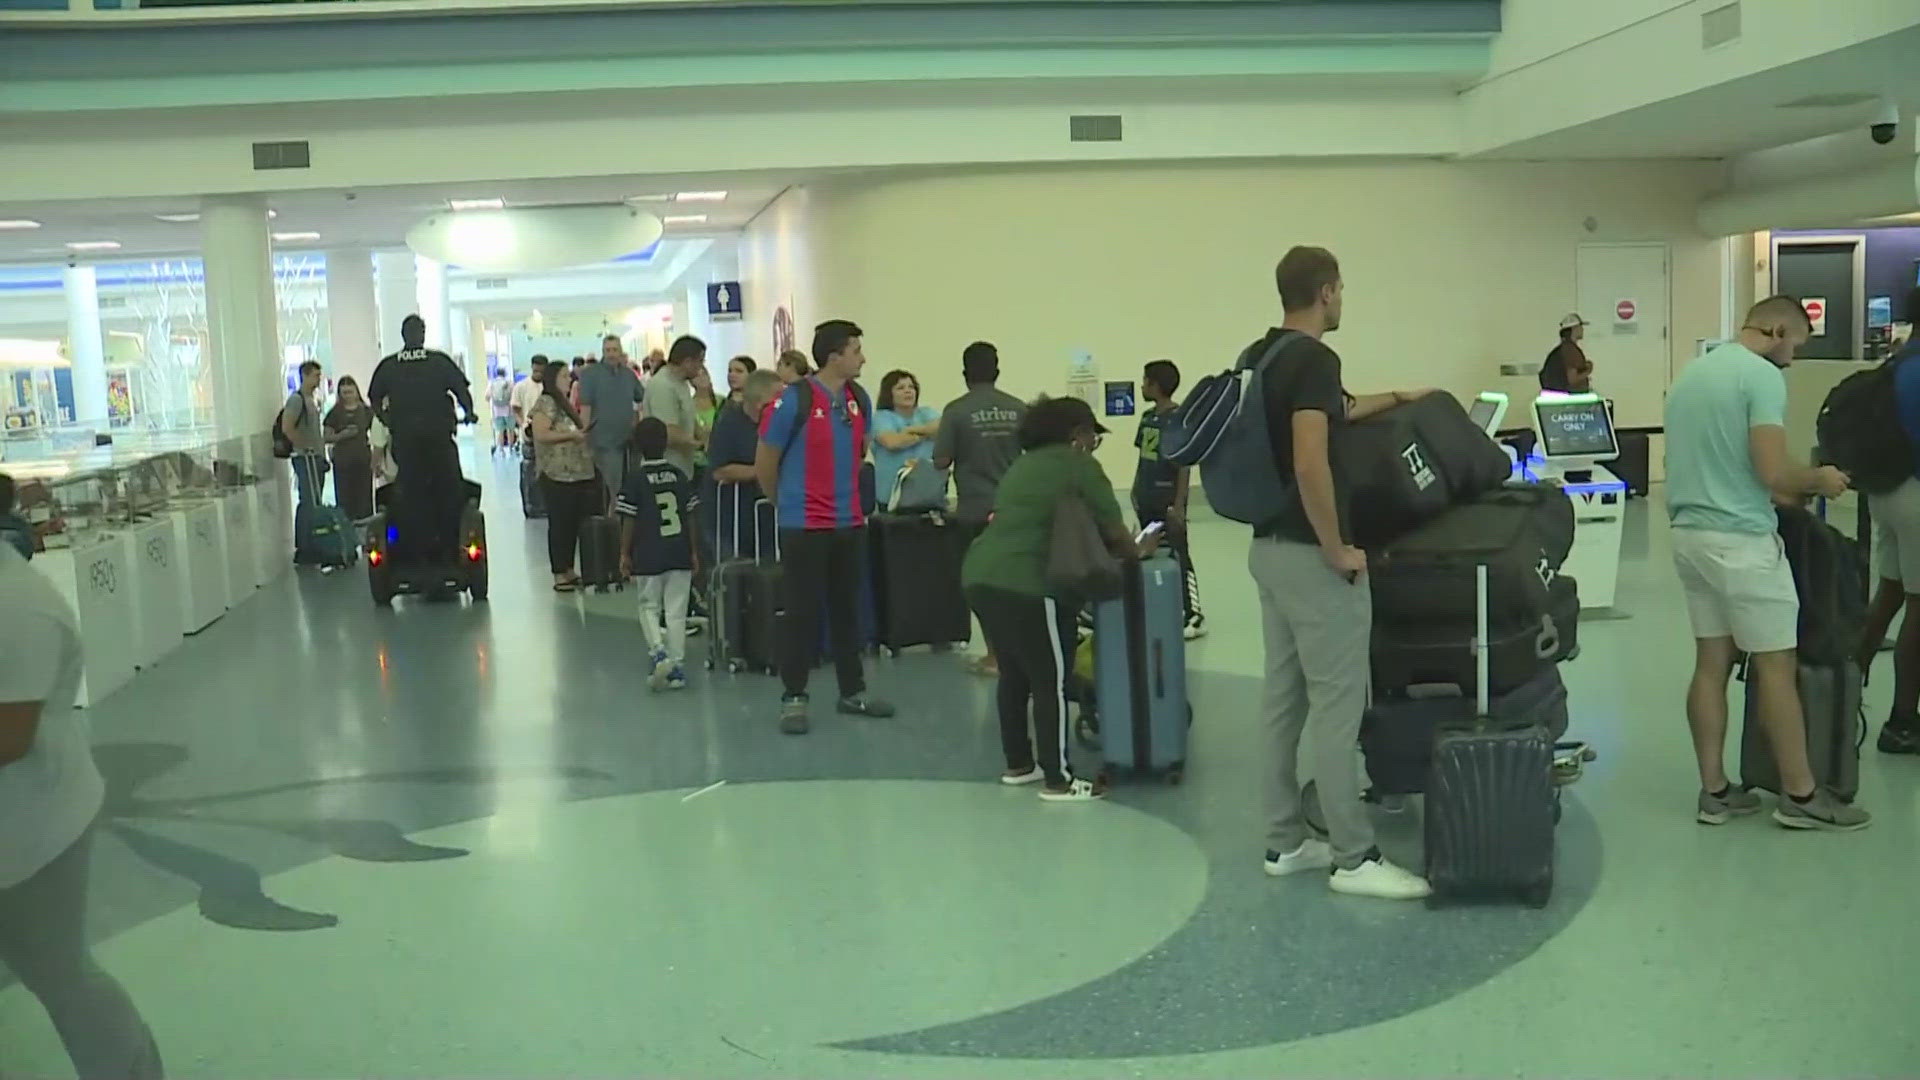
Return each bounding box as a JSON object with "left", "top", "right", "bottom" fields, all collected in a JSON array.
[
  {"left": 837, "top": 694, "right": 896, "bottom": 719},
  {"left": 1772, "top": 788, "right": 1871, "bottom": 832},
  {"left": 1697, "top": 786, "right": 1764, "bottom": 825}
]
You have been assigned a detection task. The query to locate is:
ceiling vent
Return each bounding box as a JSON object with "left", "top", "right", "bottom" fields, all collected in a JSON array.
[
  {"left": 1700, "top": 2, "right": 1740, "bottom": 49},
  {"left": 251, "top": 141, "right": 311, "bottom": 171},
  {"left": 1776, "top": 92, "right": 1879, "bottom": 110},
  {"left": 1069, "top": 115, "right": 1123, "bottom": 143},
  {"left": 475, "top": 277, "right": 510, "bottom": 290}
]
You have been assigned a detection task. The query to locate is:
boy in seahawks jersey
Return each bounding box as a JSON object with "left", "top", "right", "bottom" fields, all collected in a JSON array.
[{"left": 618, "top": 418, "right": 701, "bottom": 690}]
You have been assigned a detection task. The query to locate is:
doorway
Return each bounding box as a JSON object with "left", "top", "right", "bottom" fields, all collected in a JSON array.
[
  {"left": 1576, "top": 243, "right": 1670, "bottom": 430},
  {"left": 1772, "top": 235, "right": 1864, "bottom": 361}
]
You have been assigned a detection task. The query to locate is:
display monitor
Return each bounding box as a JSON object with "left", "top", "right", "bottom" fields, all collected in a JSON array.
[
  {"left": 1869, "top": 296, "right": 1893, "bottom": 329},
  {"left": 1534, "top": 393, "right": 1618, "bottom": 466},
  {"left": 1467, "top": 391, "right": 1508, "bottom": 436}
]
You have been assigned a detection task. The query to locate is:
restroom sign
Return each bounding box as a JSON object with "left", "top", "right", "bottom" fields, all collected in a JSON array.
[
  {"left": 1614, "top": 299, "right": 1637, "bottom": 323},
  {"left": 1803, "top": 297, "right": 1827, "bottom": 336},
  {"left": 706, "top": 281, "right": 743, "bottom": 322}
]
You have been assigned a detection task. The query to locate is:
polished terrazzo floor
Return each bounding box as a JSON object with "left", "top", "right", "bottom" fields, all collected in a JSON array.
[{"left": 1, "top": 451, "right": 1916, "bottom": 1078}]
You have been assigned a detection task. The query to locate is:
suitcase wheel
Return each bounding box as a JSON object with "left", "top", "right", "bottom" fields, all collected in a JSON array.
[{"left": 1165, "top": 767, "right": 1184, "bottom": 786}]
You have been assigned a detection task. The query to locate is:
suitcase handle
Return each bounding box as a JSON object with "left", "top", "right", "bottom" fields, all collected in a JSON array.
[{"left": 1152, "top": 638, "right": 1164, "bottom": 698}]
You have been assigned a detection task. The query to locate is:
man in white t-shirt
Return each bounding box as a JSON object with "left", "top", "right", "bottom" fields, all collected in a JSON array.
[
  {"left": 510, "top": 357, "right": 548, "bottom": 444},
  {"left": 0, "top": 472, "right": 162, "bottom": 1078}
]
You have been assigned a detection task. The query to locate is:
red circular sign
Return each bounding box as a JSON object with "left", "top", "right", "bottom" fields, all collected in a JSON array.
[
  {"left": 1615, "top": 299, "right": 1636, "bottom": 322},
  {"left": 1805, "top": 298, "right": 1825, "bottom": 320}
]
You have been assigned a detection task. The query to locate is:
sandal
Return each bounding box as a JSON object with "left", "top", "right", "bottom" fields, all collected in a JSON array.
[
  {"left": 553, "top": 580, "right": 578, "bottom": 593},
  {"left": 1039, "top": 777, "right": 1106, "bottom": 803}
]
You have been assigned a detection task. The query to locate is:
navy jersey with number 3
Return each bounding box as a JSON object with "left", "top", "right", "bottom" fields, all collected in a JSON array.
[{"left": 615, "top": 460, "right": 700, "bottom": 575}]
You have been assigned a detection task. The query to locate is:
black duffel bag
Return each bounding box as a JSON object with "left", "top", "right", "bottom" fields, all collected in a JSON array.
[
  {"left": 1369, "top": 483, "right": 1574, "bottom": 629},
  {"left": 1342, "top": 391, "right": 1513, "bottom": 548}
]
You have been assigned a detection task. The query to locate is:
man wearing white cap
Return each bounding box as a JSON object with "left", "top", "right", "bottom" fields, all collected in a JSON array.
[{"left": 1540, "top": 313, "right": 1593, "bottom": 394}]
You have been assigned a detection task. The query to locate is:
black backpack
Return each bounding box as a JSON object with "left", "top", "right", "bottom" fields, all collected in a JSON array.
[
  {"left": 1815, "top": 352, "right": 1915, "bottom": 495},
  {"left": 270, "top": 397, "right": 309, "bottom": 459},
  {"left": 1775, "top": 505, "right": 1867, "bottom": 665}
]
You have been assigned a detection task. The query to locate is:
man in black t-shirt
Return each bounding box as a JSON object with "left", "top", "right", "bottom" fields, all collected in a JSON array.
[
  {"left": 1251, "top": 246, "right": 1435, "bottom": 902},
  {"left": 1132, "top": 360, "right": 1203, "bottom": 638}
]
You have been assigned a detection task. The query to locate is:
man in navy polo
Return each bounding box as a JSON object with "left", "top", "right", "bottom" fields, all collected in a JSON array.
[{"left": 755, "top": 319, "right": 896, "bottom": 734}]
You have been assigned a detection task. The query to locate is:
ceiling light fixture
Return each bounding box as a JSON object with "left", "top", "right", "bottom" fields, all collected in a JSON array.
[
  {"left": 66, "top": 240, "right": 122, "bottom": 252},
  {"left": 674, "top": 191, "right": 728, "bottom": 203},
  {"left": 662, "top": 215, "right": 708, "bottom": 226},
  {"left": 272, "top": 231, "right": 321, "bottom": 242},
  {"left": 154, "top": 213, "right": 199, "bottom": 223},
  {"left": 0, "top": 220, "right": 43, "bottom": 230},
  {"left": 450, "top": 198, "right": 506, "bottom": 212},
  {"left": 625, "top": 194, "right": 672, "bottom": 204}
]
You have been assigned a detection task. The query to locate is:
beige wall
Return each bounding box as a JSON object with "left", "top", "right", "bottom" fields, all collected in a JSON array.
[
  {"left": 739, "top": 186, "right": 820, "bottom": 365},
  {"left": 814, "top": 160, "right": 1725, "bottom": 480}
]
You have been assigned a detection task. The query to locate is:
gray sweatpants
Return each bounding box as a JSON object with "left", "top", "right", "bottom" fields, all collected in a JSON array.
[
  {"left": 0, "top": 829, "right": 163, "bottom": 1079},
  {"left": 593, "top": 446, "right": 627, "bottom": 510},
  {"left": 1248, "top": 536, "right": 1375, "bottom": 869}
]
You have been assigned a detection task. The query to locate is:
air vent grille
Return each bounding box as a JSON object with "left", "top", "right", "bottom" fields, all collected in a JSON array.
[
  {"left": 251, "top": 141, "right": 311, "bottom": 171},
  {"left": 475, "top": 278, "right": 510, "bottom": 290},
  {"left": 1069, "top": 115, "right": 1123, "bottom": 143},
  {"left": 1701, "top": 2, "right": 1740, "bottom": 49}
]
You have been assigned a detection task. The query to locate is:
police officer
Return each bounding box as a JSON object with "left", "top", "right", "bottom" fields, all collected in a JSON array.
[{"left": 368, "top": 314, "right": 477, "bottom": 562}]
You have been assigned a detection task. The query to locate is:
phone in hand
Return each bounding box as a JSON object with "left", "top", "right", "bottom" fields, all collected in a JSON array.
[{"left": 1135, "top": 521, "right": 1165, "bottom": 545}]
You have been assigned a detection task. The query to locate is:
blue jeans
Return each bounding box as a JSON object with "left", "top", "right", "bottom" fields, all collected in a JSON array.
[{"left": 291, "top": 453, "right": 327, "bottom": 507}]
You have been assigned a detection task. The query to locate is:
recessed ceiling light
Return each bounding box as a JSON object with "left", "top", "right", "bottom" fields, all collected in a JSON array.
[
  {"left": 272, "top": 231, "right": 321, "bottom": 242},
  {"left": 674, "top": 191, "right": 728, "bottom": 203},
  {"left": 66, "top": 240, "right": 122, "bottom": 252},
  {"left": 625, "top": 194, "right": 672, "bottom": 204},
  {"left": 0, "top": 220, "right": 42, "bottom": 230},
  {"left": 662, "top": 215, "right": 708, "bottom": 225},
  {"left": 449, "top": 198, "right": 505, "bottom": 212},
  {"left": 154, "top": 212, "right": 200, "bottom": 223}
]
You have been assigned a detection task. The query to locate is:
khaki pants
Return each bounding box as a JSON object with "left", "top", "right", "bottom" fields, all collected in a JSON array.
[{"left": 1248, "top": 537, "right": 1375, "bottom": 868}]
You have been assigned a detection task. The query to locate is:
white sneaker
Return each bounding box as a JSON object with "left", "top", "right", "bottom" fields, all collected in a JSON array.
[
  {"left": 648, "top": 656, "right": 675, "bottom": 692},
  {"left": 1000, "top": 766, "right": 1045, "bottom": 786},
  {"left": 1328, "top": 857, "right": 1432, "bottom": 900},
  {"left": 1263, "top": 839, "right": 1332, "bottom": 877}
]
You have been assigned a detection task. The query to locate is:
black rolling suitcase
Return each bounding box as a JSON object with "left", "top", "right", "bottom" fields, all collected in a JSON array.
[
  {"left": 1422, "top": 565, "right": 1559, "bottom": 908},
  {"left": 710, "top": 485, "right": 783, "bottom": 674},
  {"left": 520, "top": 454, "right": 546, "bottom": 519},
  {"left": 1362, "top": 666, "right": 1570, "bottom": 797},
  {"left": 1341, "top": 391, "right": 1514, "bottom": 548},
  {"left": 869, "top": 511, "right": 971, "bottom": 654},
  {"left": 578, "top": 515, "right": 623, "bottom": 593}
]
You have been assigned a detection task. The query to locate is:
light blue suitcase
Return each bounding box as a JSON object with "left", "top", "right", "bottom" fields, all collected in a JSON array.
[{"left": 1094, "top": 553, "right": 1190, "bottom": 783}]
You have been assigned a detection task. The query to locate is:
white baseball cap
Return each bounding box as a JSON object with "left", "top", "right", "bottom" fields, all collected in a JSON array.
[{"left": 1559, "top": 313, "right": 1589, "bottom": 331}]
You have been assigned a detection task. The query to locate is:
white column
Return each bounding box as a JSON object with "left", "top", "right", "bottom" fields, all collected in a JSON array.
[
  {"left": 466, "top": 314, "right": 489, "bottom": 384},
  {"left": 415, "top": 256, "right": 450, "bottom": 351},
  {"left": 324, "top": 248, "right": 379, "bottom": 389},
  {"left": 200, "top": 195, "right": 283, "bottom": 447},
  {"left": 62, "top": 264, "right": 110, "bottom": 429},
  {"left": 374, "top": 250, "right": 418, "bottom": 355}
]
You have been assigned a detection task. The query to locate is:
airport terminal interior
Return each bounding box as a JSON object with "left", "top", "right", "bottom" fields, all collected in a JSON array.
[{"left": 2, "top": 0, "right": 1919, "bottom": 1076}]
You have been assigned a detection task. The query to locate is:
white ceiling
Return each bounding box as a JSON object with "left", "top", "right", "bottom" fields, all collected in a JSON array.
[
  {"left": 0, "top": 173, "right": 792, "bottom": 265},
  {"left": 1485, "top": 24, "right": 1920, "bottom": 161}
]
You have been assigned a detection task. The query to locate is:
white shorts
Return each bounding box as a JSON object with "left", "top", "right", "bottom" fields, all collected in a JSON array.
[
  {"left": 1870, "top": 478, "right": 1920, "bottom": 589},
  {"left": 1670, "top": 527, "right": 1798, "bottom": 654}
]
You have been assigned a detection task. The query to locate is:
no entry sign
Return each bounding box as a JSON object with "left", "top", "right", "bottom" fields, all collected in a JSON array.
[
  {"left": 1615, "top": 299, "right": 1637, "bottom": 323},
  {"left": 1804, "top": 296, "right": 1828, "bottom": 335}
]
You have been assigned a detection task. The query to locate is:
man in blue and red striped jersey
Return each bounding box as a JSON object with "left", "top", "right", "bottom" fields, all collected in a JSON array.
[{"left": 755, "top": 318, "right": 897, "bottom": 734}]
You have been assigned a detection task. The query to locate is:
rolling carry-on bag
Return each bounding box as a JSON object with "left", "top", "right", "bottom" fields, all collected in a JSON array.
[
  {"left": 1423, "top": 565, "right": 1558, "bottom": 907},
  {"left": 578, "top": 514, "right": 623, "bottom": 593},
  {"left": 293, "top": 456, "right": 358, "bottom": 568},
  {"left": 1094, "top": 553, "right": 1190, "bottom": 783},
  {"left": 710, "top": 486, "right": 781, "bottom": 674},
  {"left": 1341, "top": 392, "right": 1515, "bottom": 548},
  {"left": 1739, "top": 659, "right": 1864, "bottom": 802},
  {"left": 520, "top": 455, "right": 546, "bottom": 519},
  {"left": 869, "top": 511, "right": 971, "bottom": 653}
]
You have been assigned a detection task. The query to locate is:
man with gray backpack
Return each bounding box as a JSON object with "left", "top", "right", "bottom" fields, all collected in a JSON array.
[{"left": 1161, "top": 245, "right": 1435, "bottom": 900}]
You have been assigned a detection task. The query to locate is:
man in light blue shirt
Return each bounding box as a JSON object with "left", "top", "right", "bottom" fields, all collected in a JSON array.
[{"left": 1664, "top": 295, "right": 1865, "bottom": 832}]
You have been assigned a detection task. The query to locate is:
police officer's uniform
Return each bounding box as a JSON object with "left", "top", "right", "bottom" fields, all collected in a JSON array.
[{"left": 367, "top": 346, "right": 475, "bottom": 561}]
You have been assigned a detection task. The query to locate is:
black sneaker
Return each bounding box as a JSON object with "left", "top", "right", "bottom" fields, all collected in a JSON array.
[
  {"left": 837, "top": 694, "right": 896, "bottom": 719},
  {"left": 1877, "top": 720, "right": 1920, "bottom": 755},
  {"left": 779, "top": 695, "right": 810, "bottom": 735}
]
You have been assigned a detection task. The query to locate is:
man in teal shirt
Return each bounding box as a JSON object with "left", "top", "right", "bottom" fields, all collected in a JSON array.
[{"left": 1664, "top": 295, "right": 1865, "bottom": 832}]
